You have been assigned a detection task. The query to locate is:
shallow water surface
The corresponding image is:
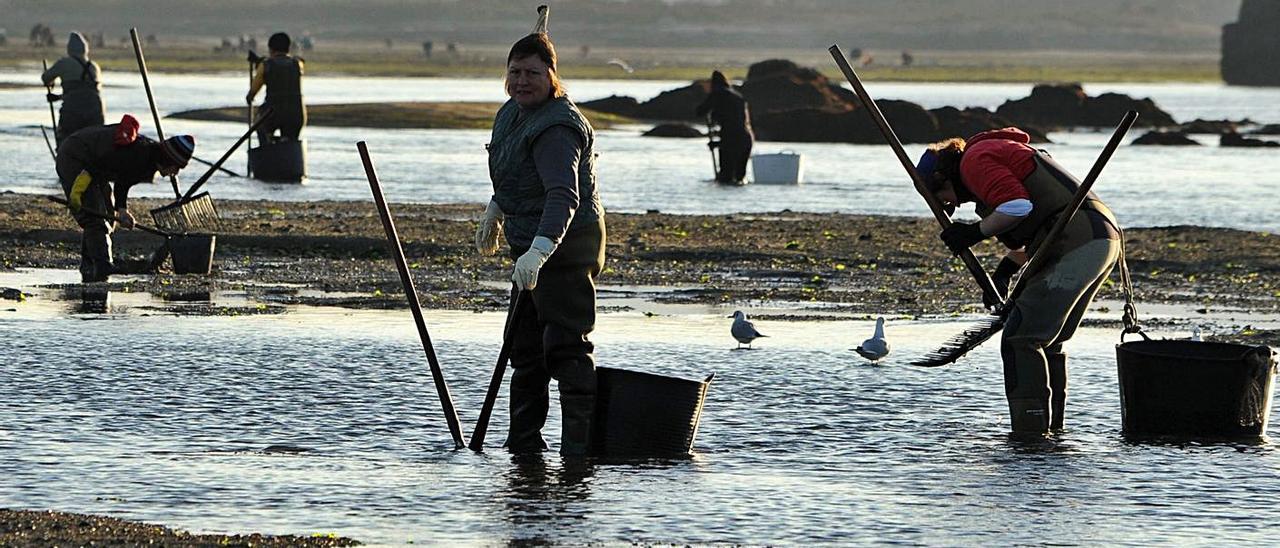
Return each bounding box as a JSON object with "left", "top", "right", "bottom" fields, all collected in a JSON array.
[{"left": 2, "top": 274, "right": 1279, "bottom": 545}]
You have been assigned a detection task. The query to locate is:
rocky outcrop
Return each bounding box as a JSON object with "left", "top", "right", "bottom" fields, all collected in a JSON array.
[
  {"left": 1132, "top": 131, "right": 1200, "bottom": 146},
  {"left": 1221, "top": 132, "right": 1280, "bottom": 147},
  {"left": 642, "top": 123, "right": 703, "bottom": 138},
  {"left": 1178, "top": 119, "right": 1245, "bottom": 134},
  {"left": 929, "top": 106, "right": 1049, "bottom": 143},
  {"left": 1250, "top": 124, "right": 1280, "bottom": 135},
  {"left": 1222, "top": 0, "right": 1280, "bottom": 86},
  {"left": 739, "top": 59, "right": 851, "bottom": 115},
  {"left": 995, "top": 84, "right": 1176, "bottom": 130}
]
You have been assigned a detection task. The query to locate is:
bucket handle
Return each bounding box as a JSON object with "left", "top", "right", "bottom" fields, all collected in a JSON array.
[{"left": 1120, "top": 326, "right": 1151, "bottom": 343}]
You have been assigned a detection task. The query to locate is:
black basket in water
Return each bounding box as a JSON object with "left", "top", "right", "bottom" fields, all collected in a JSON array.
[
  {"left": 249, "top": 139, "right": 307, "bottom": 183},
  {"left": 1117, "top": 339, "right": 1277, "bottom": 439},
  {"left": 169, "top": 234, "right": 216, "bottom": 275},
  {"left": 592, "top": 367, "right": 714, "bottom": 457}
]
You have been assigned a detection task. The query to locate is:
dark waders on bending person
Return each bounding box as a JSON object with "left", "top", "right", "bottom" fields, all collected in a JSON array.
[
  {"left": 478, "top": 31, "right": 606, "bottom": 456},
  {"left": 246, "top": 32, "right": 306, "bottom": 143},
  {"left": 695, "top": 70, "right": 753, "bottom": 184},
  {"left": 41, "top": 32, "right": 105, "bottom": 146},
  {"left": 55, "top": 115, "right": 195, "bottom": 282},
  {"left": 921, "top": 128, "right": 1119, "bottom": 434}
]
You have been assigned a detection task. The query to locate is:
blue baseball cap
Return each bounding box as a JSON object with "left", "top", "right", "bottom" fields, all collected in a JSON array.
[{"left": 915, "top": 149, "right": 938, "bottom": 185}]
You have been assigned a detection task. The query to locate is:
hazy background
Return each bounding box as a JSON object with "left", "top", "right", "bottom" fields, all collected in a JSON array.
[{"left": 2, "top": 0, "right": 1242, "bottom": 53}]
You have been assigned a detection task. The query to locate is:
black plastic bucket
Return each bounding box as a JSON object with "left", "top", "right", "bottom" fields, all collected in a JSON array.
[
  {"left": 169, "top": 234, "right": 216, "bottom": 275},
  {"left": 1117, "top": 339, "right": 1277, "bottom": 439},
  {"left": 592, "top": 367, "right": 714, "bottom": 457},
  {"left": 249, "top": 139, "right": 307, "bottom": 183}
]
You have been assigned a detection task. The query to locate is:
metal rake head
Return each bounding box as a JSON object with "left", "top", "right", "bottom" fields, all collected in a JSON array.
[
  {"left": 150, "top": 192, "right": 220, "bottom": 234},
  {"left": 910, "top": 311, "right": 1008, "bottom": 368}
]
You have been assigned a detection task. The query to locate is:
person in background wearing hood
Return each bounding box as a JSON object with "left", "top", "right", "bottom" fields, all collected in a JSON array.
[
  {"left": 41, "top": 32, "right": 105, "bottom": 146},
  {"left": 917, "top": 127, "right": 1120, "bottom": 436},
  {"left": 56, "top": 114, "right": 195, "bottom": 282},
  {"left": 246, "top": 32, "right": 306, "bottom": 143},
  {"left": 475, "top": 31, "right": 606, "bottom": 456},
  {"left": 695, "top": 70, "right": 754, "bottom": 185}
]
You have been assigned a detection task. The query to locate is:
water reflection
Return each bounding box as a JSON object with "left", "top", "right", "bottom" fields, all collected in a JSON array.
[
  {"left": 61, "top": 286, "right": 111, "bottom": 314},
  {"left": 501, "top": 453, "right": 595, "bottom": 545}
]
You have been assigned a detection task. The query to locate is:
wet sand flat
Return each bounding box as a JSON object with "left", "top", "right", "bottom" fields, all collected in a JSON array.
[{"left": 2, "top": 192, "right": 1276, "bottom": 324}]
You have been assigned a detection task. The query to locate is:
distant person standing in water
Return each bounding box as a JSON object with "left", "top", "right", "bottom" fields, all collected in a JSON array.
[
  {"left": 246, "top": 32, "right": 306, "bottom": 143},
  {"left": 41, "top": 32, "right": 105, "bottom": 146},
  {"left": 695, "top": 70, "right": 754, "bottom": 184}
]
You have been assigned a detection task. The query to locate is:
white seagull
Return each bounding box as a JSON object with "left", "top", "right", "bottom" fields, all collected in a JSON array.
[
  {"left": 729, "top": 310, "right": 767, "bottom": 349},
  {"left": 855, "top": 317, "right": 891, "bottom": 362}
]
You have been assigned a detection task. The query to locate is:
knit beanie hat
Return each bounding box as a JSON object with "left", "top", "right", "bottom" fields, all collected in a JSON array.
[{"left": 160, "top": 135, "right": 196, "bottom": 168}]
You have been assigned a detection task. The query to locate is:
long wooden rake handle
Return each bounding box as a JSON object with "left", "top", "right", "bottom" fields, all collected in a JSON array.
[
  {"left": 469, "top": 286, "right": 523, "bottom": 452},
  {"left": 179, "top": 108, "right": 274, "bottom": 203},
  {"left": 47, "top": 195, "right": 170, "bottom": 237},
  {"left": 828, "top": 44, "right": 1004, "bottom": 308},
  {"left": 357, "top": 141, "right": 468, "bottom": 449},
  {"left": 130, "top": 28, "right": 182, "bottom": 199}
]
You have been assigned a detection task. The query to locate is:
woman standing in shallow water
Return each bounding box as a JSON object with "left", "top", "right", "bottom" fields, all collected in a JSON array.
[{"left": 474, "top": 31, "right": 607, "bottom": 456}]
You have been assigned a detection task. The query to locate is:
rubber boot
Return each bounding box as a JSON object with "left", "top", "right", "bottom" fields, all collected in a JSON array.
[
  {"left": 504, "top": 365, "right": 550, "bottom": 453},
  {"left": 1048, "top": 353, "right": 1068, "bottom": 432},
  {"left": 80, "top": 226, "right": 113, "bottom": 283},
  {"left": 559, "top": 393, "right": 596, "bottom": 457},
  {"left": 1008, "top": 398, "right": 1051, "bottom": 435}
]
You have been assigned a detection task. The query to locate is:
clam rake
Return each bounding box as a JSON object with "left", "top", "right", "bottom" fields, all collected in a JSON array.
[
  {"left": 148, "top": 108, "right": 274, "bottom": 234},
  {"left": 910, "top": 111, "right": 1139, "bottom": 368}
]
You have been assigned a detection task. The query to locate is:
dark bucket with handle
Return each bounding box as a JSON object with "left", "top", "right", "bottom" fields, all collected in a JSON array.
[
  {"left": 1117, "top": 339, "right": 1277, "bottom": 440},
  {"left": 169, "top": 234, "right": 216, "bottom": 275},
  {"left": 249, "top": 139, "right": 307, "bottom": 183},
  {"left": 591, "top": 367, "right": 714, "bottom": 457}
]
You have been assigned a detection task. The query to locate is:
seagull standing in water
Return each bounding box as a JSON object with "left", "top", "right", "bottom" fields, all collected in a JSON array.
[
  {"left": 855, "top": 317, "right": 891, "bottom": 362},
  {"left": 729, "top": 310, "right": 767, "bottom": 349}
]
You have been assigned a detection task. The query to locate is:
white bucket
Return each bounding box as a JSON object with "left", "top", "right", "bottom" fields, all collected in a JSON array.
[{"left": 751, "top": 151, "right": 804, "bottom": 184}]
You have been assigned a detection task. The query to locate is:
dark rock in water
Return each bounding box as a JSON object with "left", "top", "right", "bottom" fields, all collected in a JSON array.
[
  {"left": 995, "top": 83, "right": 1176, "bottom": 130},
  {"left": 578, "top": 94, "right": 641, "bottom": 118},
  {"left": 740, "top": 59, "right": 850, "bottom": 115},
  {"left": 1250, "top": 123, "right": 1280, "bottom": 135},
  {"left": 754, "top": 100, "right": 938, "bottom": 144},
  {"left": 1222, "top": 0, "right": 1280, "bottom": 86},
  {"left": 930, "top": 106, "right": 1050, "bottom": 143},
  {"left": 1179, "top": 119, "right": 1246, "bottom": 134},
  {"left": 636, "top": 82, "right": 709, "bottom": 121},
  {"left": 1132, "top": 131, "right": 1200, "bottom": 146},
  {"left": 262, "top": 444, "right": 311, "bottom": 454},
  {"left": 1221, "top": 132, "right": 1280, "bottom": 147},
  {"left": 643, "top": 123, "right": 703, "bottom": 138}
]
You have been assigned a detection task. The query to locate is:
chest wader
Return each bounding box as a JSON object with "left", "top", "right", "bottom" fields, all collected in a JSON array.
[
  {"left": 489, "top": 99, "right": 605, "bottom": 456},
  {"left": 56, "top": 150, "right": 114, "bottom": 283},
  {"left": 57, "top": 58, "right": 105, "bottom": 144},
  {"left": 986, "top": 154, "right": 1120, "bottom": 434},
  {"left": 261, "top": 57, "right": 305, "bottom": 141}
]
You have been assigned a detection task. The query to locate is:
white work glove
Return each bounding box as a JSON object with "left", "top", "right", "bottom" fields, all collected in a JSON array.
[
  {"left": 116, "top": 207, "right": 136, "bottom": 230},
  {"left": 513, "top": 236, "right": 556, "bottom": 291},
  {"left": 475, "top": 199, "right": 504, "bottom": 256}
]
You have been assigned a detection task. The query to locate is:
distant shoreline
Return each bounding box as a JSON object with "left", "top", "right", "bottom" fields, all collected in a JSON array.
[
  {"left": 169, "top": 101, "right": 634, "bottom": 130},
  {"left": 0, "top": 44, "right": 1222, "bottom": 84}
]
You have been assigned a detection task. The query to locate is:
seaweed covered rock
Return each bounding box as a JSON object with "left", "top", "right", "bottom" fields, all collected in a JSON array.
[
  {"left": 643, "top": 123, "right": 704, "bottom": 138},
  {"left": 1132, "top": 131, "right": 1200, "bottom": 146},
  {"left": 739, "top": 59, "right": 850, "bottom": 115},
  {"left": 930, "top": 106, "right": 1050, "bottom": 143},
  {"left": 996, "top": 84, "right": 1176, "bottom": 130},
  {"left": 1221, "top": 132, "right": 1280, "bottom": 147}
]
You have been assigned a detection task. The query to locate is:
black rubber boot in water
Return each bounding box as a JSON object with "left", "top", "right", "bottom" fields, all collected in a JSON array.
[
  {"left": 559, "top": 393, "right": 595, "bottom": 456},
  {"left": 504, "top": 366, "right": 550, "bottom": 453},
  {"left": 1008, "top": 397, "right": 1051, "bottom": 435},
  {"left": 1048, "top": 352, "right": 1068, "bottom": 432}
]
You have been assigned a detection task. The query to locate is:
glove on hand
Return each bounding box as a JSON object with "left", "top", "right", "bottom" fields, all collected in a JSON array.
[
  {"left": 986, "top": 256, "right": 1022, "bottom": 308},
  {"left": 116, "top": 207, "right": 136, "bottom": 230},
  {"left": 513, "top": 236, "right": 556, "bottom": 291},
  {"left": 940, "top": 221, "right": 986, "bottom": 255},
  {"left": 475, "top": 199, "right": 504, "bottom": 256},
  {"left": 67, "top": 170, "right": 93, "bottom": 213},
  {"left": 46, "top": 92, "right": 62, "bottom": 102}
]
